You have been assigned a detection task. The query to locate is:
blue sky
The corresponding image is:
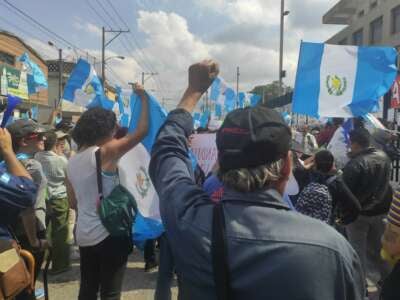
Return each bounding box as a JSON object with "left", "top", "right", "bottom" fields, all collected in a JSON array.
[{"left": 0, "top": 0, "right": 343, "bottom": 109}]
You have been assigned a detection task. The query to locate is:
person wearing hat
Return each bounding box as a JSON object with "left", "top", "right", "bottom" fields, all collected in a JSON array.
[
  {"left": 35, "top": 131, "right": 70, "bottom": 275},
  {"left": 6, "top": 119, "right": 49, "bottom": 300},
  {"left": 149, "top": 60, "right": 365, "bottom": 299}
]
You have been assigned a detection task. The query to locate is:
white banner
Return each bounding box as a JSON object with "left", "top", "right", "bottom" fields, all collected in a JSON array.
[{"left": 191, "top": 133, "right": 218, "bottom": 176}]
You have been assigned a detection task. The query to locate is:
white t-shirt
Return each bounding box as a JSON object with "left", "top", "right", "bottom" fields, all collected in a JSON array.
[
  {"left": 67, "top": 146, "right": 118, "bottom": 247},
  {"left": 327, "top": 127, "right": 350, "bottom": 170}
]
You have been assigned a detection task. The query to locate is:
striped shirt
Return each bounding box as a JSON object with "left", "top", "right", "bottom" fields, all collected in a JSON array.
[{"left": 388, "top": 189, "right": 400, "bottom": 228}]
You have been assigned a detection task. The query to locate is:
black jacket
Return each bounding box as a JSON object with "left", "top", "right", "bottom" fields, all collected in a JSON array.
[
  {"left": 342, "top": 147, "right": 392, "bottom": 217},
  {"left": 149, "top": 109, "right": 365, "bottom": 299}
]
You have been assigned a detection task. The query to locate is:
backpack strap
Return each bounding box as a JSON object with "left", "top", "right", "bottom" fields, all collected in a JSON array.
[
  {"left": 95, "top": 149, "right": 103, "bottom": 201},
  {"left": 211, "top": 198, "right": 290, "bottom": 300},
  {"left": 212, "top": 201, "right": 232, "bottom": 300}
]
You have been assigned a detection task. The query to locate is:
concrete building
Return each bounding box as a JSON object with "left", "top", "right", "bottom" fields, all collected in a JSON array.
[
  {"left": 324, "top": 0, "right": 400, "bottom": 49},
  {"left": 0, "top": 30, "right": 48, "bottom": 108}
]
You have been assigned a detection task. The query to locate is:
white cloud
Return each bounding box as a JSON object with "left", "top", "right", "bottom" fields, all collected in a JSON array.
[
  {"left": 73, "top": 20, "right": 102, "bottom": 37},
  {"left": 24, "top": 1, "right": 346, "bottom": 110}
]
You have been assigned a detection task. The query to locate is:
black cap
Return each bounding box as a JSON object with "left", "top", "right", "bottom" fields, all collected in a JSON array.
[
  {"left": 216, "top": 106, "right": 292, "bottom": 172},
  {"left": 7, "top": 119, "right": 46, "bottom": 140}
]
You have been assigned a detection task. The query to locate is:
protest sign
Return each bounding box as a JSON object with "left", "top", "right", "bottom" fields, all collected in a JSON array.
[
  {"left": 391, "top": 75, "right": 400, "bottom": 109},
  {"left": 191, "top": 133, "right": 218, "bottom": 175}
]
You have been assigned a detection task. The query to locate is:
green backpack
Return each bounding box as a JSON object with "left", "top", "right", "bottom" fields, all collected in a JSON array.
[{"left": 95, "top": 149, "right": 138, "bottom": 237}]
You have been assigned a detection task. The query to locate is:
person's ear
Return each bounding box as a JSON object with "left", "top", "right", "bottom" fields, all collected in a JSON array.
[{"left": 19, "top": 137, "right": 28, "bottom": 148}]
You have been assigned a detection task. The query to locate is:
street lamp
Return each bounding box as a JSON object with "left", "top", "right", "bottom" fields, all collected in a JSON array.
[
  {"left": 105, "top": 55, "right": 125, "bottom": 63},
  {"left": 48, "top": 41, "right": 63, "bottom": 108},
  {"left": 279, "top": 0, "right": 290, "bottom": 97},
  {"left": 94, "top": 56, "right": 125, "bottom": 65}
]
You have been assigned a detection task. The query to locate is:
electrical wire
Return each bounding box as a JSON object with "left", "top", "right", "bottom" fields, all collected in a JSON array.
[{"left": 3, "top": 0, "right": 101, "bottom": 62}]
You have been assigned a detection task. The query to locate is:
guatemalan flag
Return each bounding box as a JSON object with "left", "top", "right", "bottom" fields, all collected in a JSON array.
[
  {"left": 62, "top": 59, "right": 103, "bottom": 107},
  {"left": 116, "top": 86, "right": 132, "bottom": 128},
  {"left": 18, "top": 53, "right": 48, "bottom": 94},
  {"left": 238, "top": 92, "right": 261, "bottom": 108},
  {"left": 118, "top": 92, "right": 167, "bottom": 248},
  {"left": 293, "top": 42, "right": 398, "bottom": 118},
  {"left": 209, "top": 77, "right": 237, "bottom": 113}
]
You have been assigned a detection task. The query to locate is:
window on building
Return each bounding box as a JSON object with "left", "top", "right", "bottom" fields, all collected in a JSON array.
[
  {"left": 358, "top": 10, "right": 365, "bottom": 18},
  {"left": 370, "top": 16, "right": 383, "bottom": 44},
  {"left": 370, "top": 0, "right": 378, "bottom": 10},
  {"left": 0, "top": 51, "right": 15, "bottom": 66},
  {"left": 353, "top": 29, "right": 364, "bottom": 45},
  {"left": 339, "top": 38, "right": 348, "bottom": 45},
  {"left": 392, "top": 5, "right": 400, "bottom": 34}
]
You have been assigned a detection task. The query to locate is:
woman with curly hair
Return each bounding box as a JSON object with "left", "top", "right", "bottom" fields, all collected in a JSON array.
[{"left": 66, "top": 84, "right": 149, "bottom": 300}]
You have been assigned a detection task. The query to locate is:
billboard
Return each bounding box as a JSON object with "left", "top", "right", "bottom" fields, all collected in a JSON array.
[{"left": 0, "top": 64, "right": 28, "bottom": 99}]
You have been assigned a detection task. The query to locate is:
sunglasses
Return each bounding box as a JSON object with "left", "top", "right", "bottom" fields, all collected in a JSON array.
[{"left": 25, "top": 133, "right": 46, "bottom": 141}]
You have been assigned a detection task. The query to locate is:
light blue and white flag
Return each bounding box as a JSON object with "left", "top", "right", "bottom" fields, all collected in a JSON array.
[
  {"left": 224, "top": 87, "right": 236, "bottom": 112},
  {"left": 200, "top": 110, "right": 210, "bottom": 128},
  {"left": 30, "top": 105, "right": 38, "bottom": 121},
  {"left": 193, "top": 112, "right": 201, "bottom": 129},
  {"left": 238, "top": 92, "right": 261, "bottom": 108},
  {"left": 118, "top": 92, "right": 167, "bottom": 249},
  {"left": 116, "top": 86, "right": 132, "bottom": 127},
  {"left": 210, "top": 77, "right": 228, "bottom": 103},
  {"left": 18, "top": 52, "right": 48, "bottom": 94},
  {"left": 62, "top": 59, "right": 103, "bottom": 107},
  {"left": 209, "top": 76, "right": 234, "bottom": 108},
  {"left": 293, "top": 42, "right": 398, "bottom": 118},
  {"left": 281, "top": 112, "right": 292, "bottom": 125}
]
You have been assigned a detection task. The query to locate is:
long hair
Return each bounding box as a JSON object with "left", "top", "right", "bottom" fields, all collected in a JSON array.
[{"left": 218, "top": 159, "right": 285, "bottom": 193}]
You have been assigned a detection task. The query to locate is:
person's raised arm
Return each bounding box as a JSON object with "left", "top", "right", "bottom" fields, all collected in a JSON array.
[
  {"left": 149, "top": 60, "right": 219, "bottom": 204},
  {"left": 0, "top": 129, "right": 47, "bottom": 250},
  {"left": 177, "top": 60, "right": 219, "bottom": 113},
  {"left": 101, "top": 83, "right": 149, "bottom": 165},
  {"left": 0, "top": 128, "right": 31, "bottom": 179}
]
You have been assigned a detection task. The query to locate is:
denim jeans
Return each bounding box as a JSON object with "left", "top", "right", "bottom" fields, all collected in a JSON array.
[
  {"left": 155, "top": 234, "right": 175, "bottom": 300},
  {"left": 78, "top": 235, "right": 130, "bottom": 300}
]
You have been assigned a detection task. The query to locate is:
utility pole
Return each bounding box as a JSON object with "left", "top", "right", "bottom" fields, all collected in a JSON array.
[
  {"left": 141, "top": 72, "right": 159, "bottom": 87},
  {"left": 48, "top": 41, "right": 63, "bottom": 108},
  {"left": 58, "top": 48, "right": 63, "bottom": 108},
  {"left": 279, "top": 0, "right": 289, "bottom": 97},
  {"left": 236, "top": 66, "right": 240, "bottom": 107},
  {"left": 101, "top": 27, "right": 129, "bottom": 92}
]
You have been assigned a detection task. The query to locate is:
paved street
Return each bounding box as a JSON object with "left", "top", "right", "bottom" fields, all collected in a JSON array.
[{"left": 37, "top": 251, "right": 178, "bottom": 300}]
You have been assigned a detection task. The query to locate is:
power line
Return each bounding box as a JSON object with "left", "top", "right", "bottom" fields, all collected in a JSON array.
[
  {"left": 84, "top": 0, "right": 152, "bottom": 85},
  {"left": 101, "top": 0, "right": 159, "bottom": 74},
  {"left": 0, "top": 2, "right": 64, "bottom": 50},
  {"left": 84, "top": 0, "right": 113, "bottom": 29},
  {"left": 105, "top": 0, "right": 130, "bottom": 31},
  {"left": 100, "top": 0, "right": 168, "bottom": 98},
  {"left": 3, "top": 0, "right": 100, "bottom": 62},
  {"left": 95, "top": 0, "right": 120, "bottom": 29},
  {"left": 106, "top": 65, "right": 127, "bottom": 87}
]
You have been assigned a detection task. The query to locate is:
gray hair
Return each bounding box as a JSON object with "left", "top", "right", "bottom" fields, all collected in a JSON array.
[{"left": 219, "top": 159, "right": 285, "bottom": 193}]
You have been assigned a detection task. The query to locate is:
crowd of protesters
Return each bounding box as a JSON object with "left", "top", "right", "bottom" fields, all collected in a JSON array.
[{"left": 1, "top": 60, "right": 400, "bottom": 300}]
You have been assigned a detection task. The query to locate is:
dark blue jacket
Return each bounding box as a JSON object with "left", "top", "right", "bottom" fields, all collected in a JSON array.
[
  {"left": 0, "top": 164, "right": 37, "bottom": 239},
  {"left": 150, "top": 109, "right": 365, "bottom": 300}
]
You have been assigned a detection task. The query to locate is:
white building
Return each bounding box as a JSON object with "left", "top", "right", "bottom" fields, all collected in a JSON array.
[{"left": 324, "top": 0, "right": 400, "bottom": 49}]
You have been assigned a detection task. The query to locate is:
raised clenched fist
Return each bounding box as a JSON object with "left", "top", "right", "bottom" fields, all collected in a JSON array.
[
  {"left": 188, "top": 60, "right": 219, "bottom": 94},
  {"left": 133, "top": 83, "right": 146, "bottom": 97}
]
